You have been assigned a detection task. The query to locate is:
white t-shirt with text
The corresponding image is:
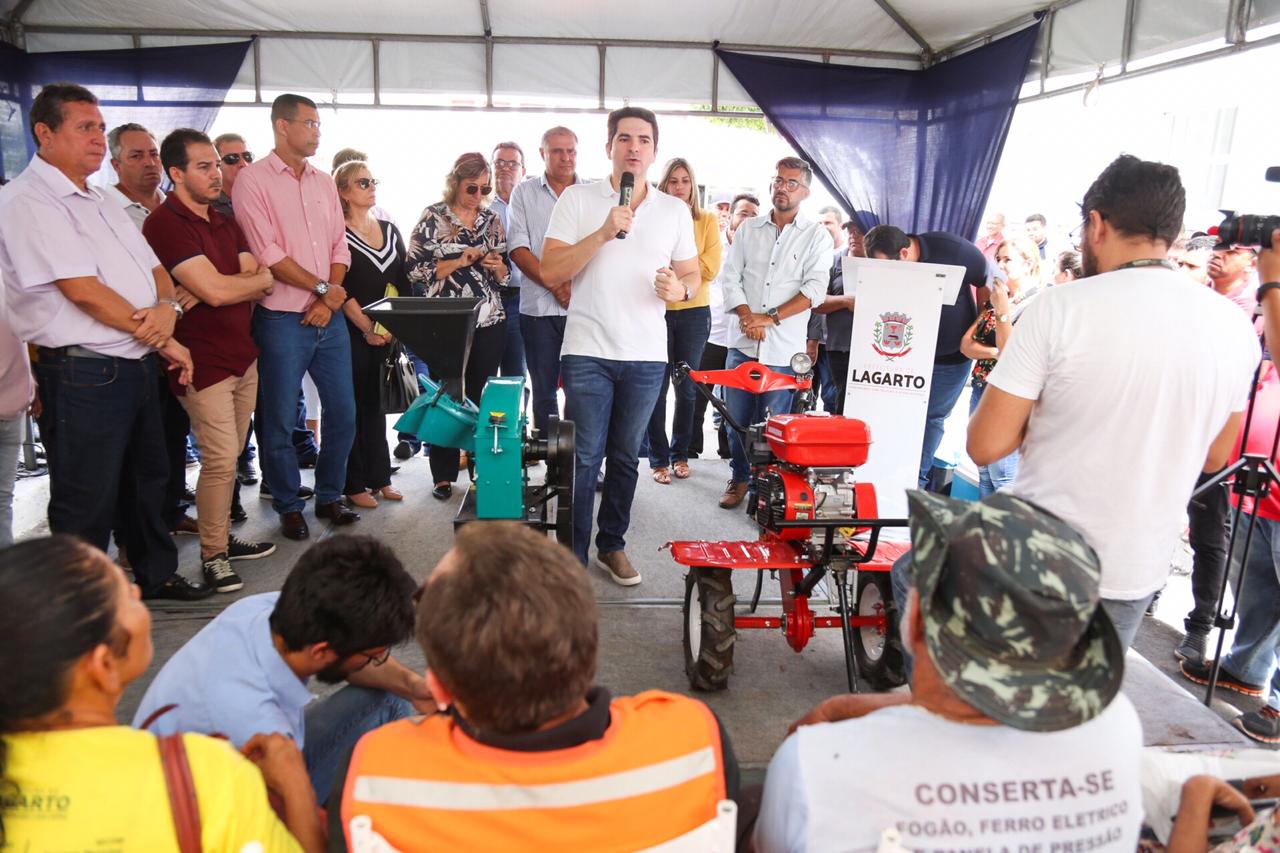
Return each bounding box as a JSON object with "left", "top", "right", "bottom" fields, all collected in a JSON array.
[
  {"left": 543, "top": 179, "right": 696, "bottom": 363},
  {"left": 988, "top": 266, "right": 1259, "bottom": 599},
  {"left": 754, "top": 697, "right": 1143, "bottom": 853}
]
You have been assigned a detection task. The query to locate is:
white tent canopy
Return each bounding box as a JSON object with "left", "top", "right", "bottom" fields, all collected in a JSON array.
[{"left": 2, "top": 0, "right": 1278, "bottom": 111}]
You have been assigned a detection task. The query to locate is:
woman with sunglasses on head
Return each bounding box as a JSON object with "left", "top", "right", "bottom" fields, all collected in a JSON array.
[
  {"left": 406, "top": 152, "right": 509, "bottom": 500},
  {"left": 642, "top": 157, "right": 722, "bottom": 485},
  {"left": 960, "top": 234, "right": 1042, "bottom": 496},
  {"left": 0, "top": 535, "right": 322, "bottom": 852},
  {"left": 335, "top": 160, "right": 409, "bottom": 509}
]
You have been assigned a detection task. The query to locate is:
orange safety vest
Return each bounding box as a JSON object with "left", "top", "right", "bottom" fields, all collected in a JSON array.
[{"left": 340, "top": 690, "right": 726, "bottom": 852}]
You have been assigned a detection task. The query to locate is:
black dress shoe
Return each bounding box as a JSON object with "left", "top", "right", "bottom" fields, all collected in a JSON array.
[
  {"left": 280, "top": 510, "right": 310, "bottom": 540},
  {"left": 432, "top": 483, "right": 453, "bottom": 500},
  {"left": 316, "top": 501, "right": 360, "bottom": 525},
  {"left": 142, "top": 574, "right": 215, "bottom": 601},
  {"left": 229, "top": 501, "right": 248, "bottom": 523},
  {"left": 237, "top": 461, "right": 259, "bottom": 485}
]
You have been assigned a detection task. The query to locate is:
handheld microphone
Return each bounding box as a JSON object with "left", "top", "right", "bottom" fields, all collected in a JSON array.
[{"left": 617, "top": 172, "right": 634, "bottom": 240}]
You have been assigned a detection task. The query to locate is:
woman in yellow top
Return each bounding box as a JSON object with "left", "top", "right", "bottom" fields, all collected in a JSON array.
[
  {"left": 643, "top": 157, "right": 723, "bottom": 484},
  {"left": 0, "top": 536, "right": 322, "bottom": 852}
]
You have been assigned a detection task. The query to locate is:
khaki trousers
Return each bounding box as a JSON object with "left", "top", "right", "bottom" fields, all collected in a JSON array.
[{"left": 177, "top": 362, "right": 258, "bottom": 557}]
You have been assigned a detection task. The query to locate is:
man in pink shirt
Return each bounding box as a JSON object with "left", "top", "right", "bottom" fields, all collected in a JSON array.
[
  {"left": 1209, "top": 244, "right": 1260, "bottom": 319},
  {"left": 974, "top": 211, "right": 1005, "bottom": 262},
  {"left": 233, "top": 94, "right": 356, "bottom": 541}
]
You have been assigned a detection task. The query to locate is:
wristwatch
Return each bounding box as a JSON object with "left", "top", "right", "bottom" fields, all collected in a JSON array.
[
  {"left": 160, "top": 298, "right": 184, "bottom": 320},
  {"left": 313, "top": 280, "right": 330, "bottom": 297},
  {"left": 996, "top": 312, "right": 1011, "bottom": 324},
  {"left": 767, "top": 307, "right": 781, "bottom": 325}
]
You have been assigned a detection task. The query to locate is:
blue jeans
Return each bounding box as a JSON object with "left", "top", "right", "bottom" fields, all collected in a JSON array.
[
  {"left": 918, "top": 358, "right": 973, "bottom": 488},
  {"left": 0, "top": 416, "right": 23, "bottom": 548},
  {"left": 520, "top": 313, "right": 567, "bottom": 434},
  {"left": 644, "top": 307, "right": 711, "bottom": 468},
  {"left": 968, "top": 382, "right": 1019, "bottom": 496},
  {"left": 35, "top": 352, "right": 176, "bottom": 592},
  {"left": 302, "top": 684, "right": 412, "bottom": 802},
  {"left": 498, "top": 289, "right": 526, "bottom": 378},
  {"left": 252, "top": 308, "right": 356, "bottom": 514},
  {"left": 562, "top": 355, "right": 666, "bottom": 563},
  {"left": 815, "top": 345, "right": 837, "bottom": 414},
  {"left": 725, "top": 348, "right": 795, "bottom": 484},
  {"left": 1222, "top": 517, "right": 1280, "bottom": 709},
  {"left": 1102, "top": 593, "right": 1157, "bottom": 651}
]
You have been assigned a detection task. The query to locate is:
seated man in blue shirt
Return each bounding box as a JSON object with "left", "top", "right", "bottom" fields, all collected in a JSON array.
[{"left": 133, "top": 534, "right": 431, "bottom": 801}]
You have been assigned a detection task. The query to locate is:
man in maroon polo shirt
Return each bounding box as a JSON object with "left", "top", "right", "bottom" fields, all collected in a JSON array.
[{"left": 143, "top": 128, "right": 277, "bottom": 593}]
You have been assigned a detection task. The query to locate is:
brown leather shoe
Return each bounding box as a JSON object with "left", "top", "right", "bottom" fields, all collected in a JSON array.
[
  {"left": 719, "top": 480, "right": 749, "bottom": 509},
  {"left": 596, "top": 550, "right": 641, "bottom": 587},
  {"left": 280, "top": 510, "right": 310, "bottom": 541},
  {"left": 316, "top": 500, "right": 360, "bottom": 525}
]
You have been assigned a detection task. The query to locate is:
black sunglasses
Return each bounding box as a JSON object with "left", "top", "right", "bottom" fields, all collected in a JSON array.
[
  {"left": 220, "top": 152, "right": 254, "bottom": 166},
  {"left": 356, "top": 178, "right": 379, "bottom": 189},
  {"left": 464, "top": 184, "right": 492, "bottom": 196},
  {"left": 360, "top": 647, "right": 391, "bottom": 667}
]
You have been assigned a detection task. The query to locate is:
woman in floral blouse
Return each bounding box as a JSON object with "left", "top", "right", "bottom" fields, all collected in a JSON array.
[
  {"left": 959, "top": 234, "right": 1041, "bottom": 496},
  {"left": 406, "top": 152, "right": 509, "bottom": 500}
]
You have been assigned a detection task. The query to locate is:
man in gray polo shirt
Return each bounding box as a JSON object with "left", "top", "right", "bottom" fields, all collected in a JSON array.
[
  {"left": 508, "top": 126, "right": 584, "bottom": 434},
  {"left": 0, "top": 83, "right": 207, "bottom": 600}
]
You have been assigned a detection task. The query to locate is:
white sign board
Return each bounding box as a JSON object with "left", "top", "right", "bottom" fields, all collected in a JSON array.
[{"left": 842, "top": 256, "right": 966, "bottom": 525}]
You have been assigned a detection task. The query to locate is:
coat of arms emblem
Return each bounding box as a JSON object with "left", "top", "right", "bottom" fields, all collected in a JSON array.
[{"left": 872, "top": 311, "right": 913, "bottom": 358}]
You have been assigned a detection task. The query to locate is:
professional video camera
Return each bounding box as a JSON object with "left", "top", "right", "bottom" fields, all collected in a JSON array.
[{"left": 1214, "top": 166, "right": 1280, "bottom": 249}]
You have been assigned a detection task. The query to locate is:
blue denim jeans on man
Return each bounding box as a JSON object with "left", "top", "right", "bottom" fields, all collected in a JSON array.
[
  {"left": 35, "top": 351, "right": 177, "bottom": 592},
  {"left": 520, "top": 313, "right": 567, "bottom": 434},
  {"left": 918, "top": 359, "right": 972, "bottom": 488},
  {"left": 252, "top": 308, "right": 356, "bottom": 515},
  {"left": 561, "top": 355, "right": 666, "bottom": 564},
  {"left": 1221, "top": 516, "right": 1280, "bottom": 709},
  {"left": 498, "top": 289, "right": 526, "bottom": 379},
  {"left": 968, "top": 381, "right": 1019, "bottom": 496},
  {"left": 724, "top": 347, "right": 796, "bottom": 484},
  {"left": 302, "top": 684, "right": 412, "bottom": 802},
  {"left": 644, "top": 307, "right": 711, "bottom": 469}
]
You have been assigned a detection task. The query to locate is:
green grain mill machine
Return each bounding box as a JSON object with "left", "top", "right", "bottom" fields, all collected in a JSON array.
[{"left": 364, "top": 296, "right": 575, "bottom": 548}]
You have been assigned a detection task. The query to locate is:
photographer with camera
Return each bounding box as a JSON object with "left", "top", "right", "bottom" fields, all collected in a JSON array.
[{"left": 1178, "top": 227, "right": 1280, "bottom": 744}]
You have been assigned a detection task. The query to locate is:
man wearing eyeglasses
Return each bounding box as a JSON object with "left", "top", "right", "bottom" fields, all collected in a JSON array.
[
  {"left": 134, "top": 534, "right": 433, "bottom": 802},
  {"left": 717, "top": 157, "right": 832, "bottom": 509},
  {"left": 490, "top": 144, "right": 527, "bottom": 385},
  {"left": 233, "top": 93, "right": 359, "bottom": 542},
  {"left": 211, "top": 132, "right": 252, "bottom": 220}
]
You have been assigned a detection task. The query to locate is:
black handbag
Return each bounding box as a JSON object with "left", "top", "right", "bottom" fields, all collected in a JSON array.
[{"left": 380, "top": 341, "right": 420, "bottom": 415}]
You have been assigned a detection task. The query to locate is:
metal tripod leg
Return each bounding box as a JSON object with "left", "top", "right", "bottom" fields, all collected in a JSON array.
[{"left": 835, "top": 570, "right": 860, "bottom": 694}]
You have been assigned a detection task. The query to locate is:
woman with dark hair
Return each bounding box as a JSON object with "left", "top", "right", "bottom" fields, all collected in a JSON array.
[
  {"left": 644, "top": 157, "right": 721, "bottom": 484},
  {"left": 406, "top": 152, "right": 509, "bottom": 500},
  {"left": 335, "top": 159, "right": 409, "bottom": 509},
  {"left": 0, "top": 536, "right": 321, "bottom": 851}
]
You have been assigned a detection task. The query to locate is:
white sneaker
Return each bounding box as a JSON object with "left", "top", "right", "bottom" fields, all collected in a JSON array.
[{"left": 596, "top": 550, "right": 641, "bottom": 587}]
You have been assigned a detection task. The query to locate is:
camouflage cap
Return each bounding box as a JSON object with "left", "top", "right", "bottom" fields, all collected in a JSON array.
[{"left": 905, "top": 489, "right": 1123, "bottom": 733}]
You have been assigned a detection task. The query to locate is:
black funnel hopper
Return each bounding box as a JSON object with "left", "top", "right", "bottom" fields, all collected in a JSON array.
[{"left": 363, "top": 297, "right": 480, "bottom": 390}]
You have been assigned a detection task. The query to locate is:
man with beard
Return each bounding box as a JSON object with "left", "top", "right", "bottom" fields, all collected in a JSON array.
[
  {"left": 142, "top": 129, "right": 277, "bottom": 593},
  {"left": 718, "top": 157, "right": 832, "bottom": 509},
  {"left": 133, "top": 534, "right": 433, "bottom": 801},
  {"left": 967, "top": 154, "right": 1260, "bottom": 650}
]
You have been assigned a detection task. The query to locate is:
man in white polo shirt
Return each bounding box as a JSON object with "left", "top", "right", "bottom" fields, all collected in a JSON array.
[
  {"left": 542, "top": 107, "right": 698, "bottom": 585},
  {"left": 968, "top": 154, "right": 1259, "bottom": 649}
]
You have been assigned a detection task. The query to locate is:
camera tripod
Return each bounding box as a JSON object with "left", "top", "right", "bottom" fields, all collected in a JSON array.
[{"left": 1190, "top": 359, "right": 1280, "bottom": 708}]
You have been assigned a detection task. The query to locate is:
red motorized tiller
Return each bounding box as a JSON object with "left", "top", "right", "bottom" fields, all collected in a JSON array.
[{"left": 666, "top": 354, "right": 909, "bottom": 694}]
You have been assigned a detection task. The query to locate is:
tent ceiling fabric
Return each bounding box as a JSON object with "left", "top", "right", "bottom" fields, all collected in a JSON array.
[{"left": 5, "top": 1, "right": 1279, "bottom": 106}]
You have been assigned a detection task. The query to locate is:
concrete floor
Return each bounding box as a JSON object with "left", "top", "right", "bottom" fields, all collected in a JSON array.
[{"left": 13, "top": 418, "right": 1258, "bottom": 768}]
